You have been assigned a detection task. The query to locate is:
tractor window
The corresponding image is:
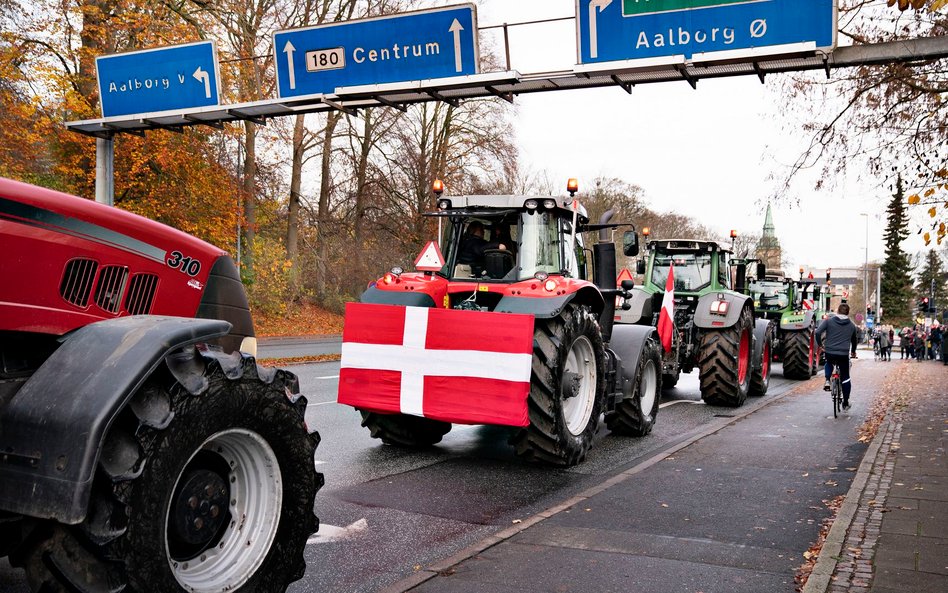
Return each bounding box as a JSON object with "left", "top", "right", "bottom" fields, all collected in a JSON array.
[
  {"left": 718, "top": 253, "right": 730, "bottom": 289},
  {"left": 750, "top": 281, "right": 789, "bottom": 310},
  {"left": 519, "top": 211, "right": 562, "bottom": 279},
  {"left": 651, "top": 252, "right": 713, "bottom": 291},
  {"left": 562, "top": 224, "right": 587, "bottom": 280}
]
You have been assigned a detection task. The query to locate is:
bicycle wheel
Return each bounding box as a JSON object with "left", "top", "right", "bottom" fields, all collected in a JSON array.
[{"left": 831, "top": 377, "right": 841, "bottom": 418}]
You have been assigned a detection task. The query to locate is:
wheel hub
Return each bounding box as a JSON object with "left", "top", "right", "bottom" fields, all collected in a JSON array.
[{"left": 170, "top": 469, "right": 229, "bottom": 553}]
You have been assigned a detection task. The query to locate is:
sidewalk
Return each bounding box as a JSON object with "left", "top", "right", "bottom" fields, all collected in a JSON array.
[
  {"left": 380, "top": 359, "right": 944, "bottom": 593},
  {"left": 806, "top": 359, "right": 947, "bottom": 593}
]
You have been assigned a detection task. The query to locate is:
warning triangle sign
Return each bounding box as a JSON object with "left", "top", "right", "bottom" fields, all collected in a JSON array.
[
  {"left": 414, "top": 241, "right": 445, "bottom": 272},
  {"left": 616, "top": 268, "right": 634, "bottom": 285}
]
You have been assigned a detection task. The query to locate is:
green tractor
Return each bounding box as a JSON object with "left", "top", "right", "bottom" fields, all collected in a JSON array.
[
  {"left": 617, "top": 237, "right": 773, "bottom": 407},
  {"left": 747, "top": 271, "right": 824, "bottom": 380}
]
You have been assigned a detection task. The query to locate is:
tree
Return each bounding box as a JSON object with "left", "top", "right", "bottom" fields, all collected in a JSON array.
[
  {"left": 881, "top": 176, "right": 915, "bottom": 323},
  {"left": 915, "top": 249, "right": 947, "bottom": 313},
  {"left": 778, "top": 3, "right": 948, "bottom": 236}
]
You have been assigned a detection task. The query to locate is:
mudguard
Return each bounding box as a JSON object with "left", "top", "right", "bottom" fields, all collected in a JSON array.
[
  {"left": 753, "top": 319, "right": 772, "bottom": 372},
  {"left": 609, "top": 324, "right": 659, "bottom": 400},
  {"left": 693, "top": 292, "right": 752, "bottom": 329},
  {"left": 780, "top": 310, "right": 816, "bottom": 331},
  {"left": 0, "top": 316, "right": 230, "bottom": 524},
  {"left": 615, "top": 287, "right": 653, "bottom": 325},
  {"left": 496, "top": 286, "right": 605, "bottom": 320}
]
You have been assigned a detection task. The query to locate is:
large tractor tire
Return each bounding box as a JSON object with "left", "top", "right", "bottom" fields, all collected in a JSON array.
[
  {"left": 11, "top": 347, "right": 322, "bottom": 593},
  {"left": 605, "top": 336, "right": 662, "bottom": 436},
  {"left": 359, "top": 412, "right": 452, "bottom": 447},
  {"left": 511, "top": 305, "right": 606, "bottom": 466},
  {"left": 782, "top": 326, "right": 815, "bottom": 380},
  {"left": 750, "top": 322, "right": 774, "bottom": 397},
  {"left": 698, "top": 306, "right": 754, "bottom": 407}
]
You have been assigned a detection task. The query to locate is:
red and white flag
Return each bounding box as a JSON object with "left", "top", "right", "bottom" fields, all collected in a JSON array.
[
  {"left": 337, "top": 303, "right": 535, "bottom": 427},
  {"left": 657, "top": 265, "right": 675, "bottom": 352}
]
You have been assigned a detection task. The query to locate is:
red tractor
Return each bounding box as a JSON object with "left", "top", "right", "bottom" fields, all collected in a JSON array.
[
  {"left": 337, "top": 180, "right": 662, "bottom": 466},
  {"left": 0, "top": 177, "right": 322, "bottom": 593}
]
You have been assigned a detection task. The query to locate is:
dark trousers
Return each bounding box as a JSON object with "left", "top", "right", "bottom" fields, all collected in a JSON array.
[{"left": 824, "top": 354, "right": 852, "bottom": 402}]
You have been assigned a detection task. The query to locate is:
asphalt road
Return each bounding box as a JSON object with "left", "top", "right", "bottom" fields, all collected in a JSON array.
[
  {"left": 258, "top": 335, "right": 342, "bottom": 359},
  {"left": 289, "top": 362, "right": 807, "bottom": 593},
  {"left": 0, "top": 361, "right": 822, "bottom": 593}
]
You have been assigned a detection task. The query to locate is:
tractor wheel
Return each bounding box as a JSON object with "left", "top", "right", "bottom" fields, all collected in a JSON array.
[
  {"left": 12, "top": 347, "right": 321, "bottom": 593},
  {"left": 782, "top": 327, "right": 815, "bottom": 380},
  {"left": 698, "top": 306, "right": 753, "bottom": 407},
  {"left": 511, "top": 305, "right": 605, "bottom": 466},
  {"left": 605, "top": 336, "right": 662, "bottom": 436},
  {"left": 359, "top": 412, "right": 452, "bottom": 447},
  {"left": 750, "top": 323, "right": 774, "bottom": 397}
]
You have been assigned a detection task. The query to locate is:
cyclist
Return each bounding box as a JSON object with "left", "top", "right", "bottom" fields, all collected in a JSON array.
[{"left": 815, "top": 303, "right": 859, "bottom": 410}]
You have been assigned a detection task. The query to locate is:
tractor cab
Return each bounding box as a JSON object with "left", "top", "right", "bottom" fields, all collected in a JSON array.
[
  {"left": 428, "top": 194, "right": 590, "bottom": 283},
  {"left": 644, "top": 240, "right": 733, "bottom": 294}
]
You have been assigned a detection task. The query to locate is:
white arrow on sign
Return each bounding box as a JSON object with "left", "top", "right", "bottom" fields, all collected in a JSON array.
[
  {"left": 449, "top": 18, "right": 464, "bottom": 73},
  {"left": 589, "top": 0, "right": 613, "bottom": 60},
  {"left": 192, "top": 66, "right": 211, "bottom": 99},
  {"left": 284, "top": 40, "right": 297, "bottom": 90}
]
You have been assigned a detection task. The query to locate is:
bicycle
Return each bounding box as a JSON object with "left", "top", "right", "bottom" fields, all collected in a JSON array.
[{"left": 829, "top": 363, "right": 842, "bottom": 418}]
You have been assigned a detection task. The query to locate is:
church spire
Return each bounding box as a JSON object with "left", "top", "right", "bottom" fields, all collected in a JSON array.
[{"left": 762, "top": 203, "right": 776, "bottom": 238}]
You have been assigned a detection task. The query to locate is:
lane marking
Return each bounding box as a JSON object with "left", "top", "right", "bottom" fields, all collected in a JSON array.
[
  {"left": 315, "top": 375, "right": 339, "bottom": 379},
  {"left": 307, "top": 518, "right": 368, "bottom": 544},
  {"left": 659, "top": 399, "right": 705, "bottom": 409},
  {"left": 307, "top": 400, "right": 338, "bottom": 407}
]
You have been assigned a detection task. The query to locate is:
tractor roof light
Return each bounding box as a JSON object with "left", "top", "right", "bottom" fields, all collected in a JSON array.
[
  {"left": 432, "top": 179, "right": 445, "bottom": 196},
  {"left": 437, "top": 199, "right": 451, "bottom": 210},
  {"left": 567, "top": 178, "right": 579, "bottom": 197},
  {"left": 524, "top": 199, "right": 539, "bottom": 210},
  {"left": 543, "top": 199, "right": 557, "bottom": 210},
  {"left": 730, "top": 229, "right": 738, "bottom": 239}
]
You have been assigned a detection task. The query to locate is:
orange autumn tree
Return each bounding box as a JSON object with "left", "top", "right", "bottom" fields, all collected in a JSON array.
[{"left": 1, "top": 0, "right": 242, "bottom": 251}]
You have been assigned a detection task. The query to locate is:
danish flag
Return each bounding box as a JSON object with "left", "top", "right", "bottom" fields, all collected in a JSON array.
[
  {"left": 337, "top": 303, "right": 534, "bottom": 427},
  {"left": 657, "top": 265, "right": 675, "bottom": 352}
]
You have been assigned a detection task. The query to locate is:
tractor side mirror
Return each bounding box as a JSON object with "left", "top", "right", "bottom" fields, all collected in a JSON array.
[
  {"left": 756, "top": 262, "right": 766, "bottom": 279},
  {"left": 636, "top": 259, "right": 646, "bottom": 275},
  {"left": 621, "top": 279, "right": 635, "bottom": 291},
  {"left": 623, "top": 231, "right": 639, "bottom": 257}
]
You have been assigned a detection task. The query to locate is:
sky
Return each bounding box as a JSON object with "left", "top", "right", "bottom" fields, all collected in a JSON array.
[{"left": 470, "top": 0, "right": 931, "bottom": 273}]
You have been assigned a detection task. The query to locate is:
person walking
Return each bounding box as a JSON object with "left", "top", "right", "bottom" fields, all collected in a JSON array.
[
  {"left": 914, "top": 328, "right": 926, "bottom": 362},
  {"left": 878, "top": 329, "right": 890, "bottom": 361}
]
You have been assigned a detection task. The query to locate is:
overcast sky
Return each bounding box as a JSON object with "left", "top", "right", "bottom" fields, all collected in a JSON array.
[{"left": 469, "top": 0, "right": 930, "bottom": 273}]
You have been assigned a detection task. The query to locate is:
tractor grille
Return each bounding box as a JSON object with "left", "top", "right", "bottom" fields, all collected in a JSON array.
[
  {"left": 94, "top": 266, "right": 129, "bottom": 314},
  {"left": 124, "top": 273, "right": 158, "bottom": 315},
  {"left": 59, "top": 258, "right": 98, "bottom": 308}
]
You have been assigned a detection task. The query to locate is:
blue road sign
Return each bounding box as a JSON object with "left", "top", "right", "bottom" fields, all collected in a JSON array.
[
  {"left": 96, "top": 41, "right": 221, "bottom": 118},
  {"left": 273, "top": 4, "right": 479, "bottom": 98},
  {"left": 577, "top": 0, "right": 837, "bottom": 65}
]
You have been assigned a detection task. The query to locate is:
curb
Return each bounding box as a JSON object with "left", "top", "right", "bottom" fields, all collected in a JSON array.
[
  {"left": 379, "top": 379, "right": 815, "bottom": 593},
  {"left": 800, "top": 413, "right": 894, "bottom": 593}
]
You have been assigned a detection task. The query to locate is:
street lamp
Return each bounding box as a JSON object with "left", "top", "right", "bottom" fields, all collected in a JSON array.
[{"left": 860, "top": 213, "right": 869, "bottom": 320}]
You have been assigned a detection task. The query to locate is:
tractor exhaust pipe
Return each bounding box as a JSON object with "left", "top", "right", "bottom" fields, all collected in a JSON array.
[{"left": 594, "top": 210, "right": 617, "bottom": 343}]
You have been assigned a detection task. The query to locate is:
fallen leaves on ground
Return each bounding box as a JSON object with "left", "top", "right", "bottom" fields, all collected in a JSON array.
[
  {"left": 857, "top": 363, "right": 915, "bottom": 443},
  {"left": 255, "top": 302, "right": 345, "bottom": 337},
  {"left": 794, "top": 495, "right": 845, "bottom": 591},
  {"left": 261, "top": 354, "right": 342, "bottom": 367}
]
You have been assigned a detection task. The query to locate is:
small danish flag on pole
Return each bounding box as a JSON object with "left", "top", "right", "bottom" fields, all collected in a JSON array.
[
  {"left": 657, "top": 264, "right": 675, "bottom": 352},
  {"left": 337, "top": 303, "right": 535, "bottom": 427}
]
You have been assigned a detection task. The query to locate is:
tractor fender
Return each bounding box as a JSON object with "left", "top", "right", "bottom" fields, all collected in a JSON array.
[
  {"left": 753, "top": 319, "right": 773, "bottom": 372},
  {"left": 496, "top": 286, "right": 605, "bottom": 319},
  {"left": 615, "top": 287, "right": 653, "bottom": 325},
  {"left": 779, "top": 310, "right": 816, "bottom": 332},
  {"left": 693, "top": 292, "right": 752, "bottom": 329},
  {"left": 608, "top": 324, "right": 659, "bottom": 400},
  {"left": 0, "top": 316, "right": 230, "bottom": 524}
]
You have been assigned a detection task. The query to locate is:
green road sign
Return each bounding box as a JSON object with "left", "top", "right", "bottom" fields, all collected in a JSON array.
[{"left": 623, "top": 0, "right": 750, "bottom": 17}]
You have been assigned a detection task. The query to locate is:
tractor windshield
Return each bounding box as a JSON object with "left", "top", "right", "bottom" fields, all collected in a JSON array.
[
  {"left": 750, "top": 280, "right": 790, "bottom": 310},
  {"left": 651, "top": 251, "right": 713, "bottom": 292},
  {"left": 439, "top": 210, "right": 563, "bottom": 281}
]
